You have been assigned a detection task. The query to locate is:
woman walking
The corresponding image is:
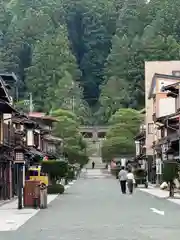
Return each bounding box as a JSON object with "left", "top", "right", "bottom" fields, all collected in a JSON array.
[{"left": 127, "top": 169, "right": 135, "bottom": 194}]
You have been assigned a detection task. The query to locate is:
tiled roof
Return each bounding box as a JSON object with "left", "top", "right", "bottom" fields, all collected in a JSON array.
[{"left": 28, "top": 112, "right": 58, "bottom": 122}]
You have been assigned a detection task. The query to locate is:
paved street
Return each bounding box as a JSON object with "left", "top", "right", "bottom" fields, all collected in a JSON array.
[{"left": 1, "top": 170, "right": 180, "bottom": 239}]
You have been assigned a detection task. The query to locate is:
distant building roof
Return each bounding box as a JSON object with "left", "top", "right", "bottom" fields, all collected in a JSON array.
[
  {"left": 28, "top": 112, "right": 45, "bottom": 118},
  {"left": 28, "top": 112, "right": 58, "bottom": 122}
]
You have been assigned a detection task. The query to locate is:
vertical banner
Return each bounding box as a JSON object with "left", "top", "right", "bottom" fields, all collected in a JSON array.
[{"left": 156, "top": 158, "right": 162, "bottom": 175}]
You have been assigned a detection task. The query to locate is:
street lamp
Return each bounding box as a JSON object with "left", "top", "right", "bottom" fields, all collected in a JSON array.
[{"left": 14, "top": 146, "right": 25, "bottom": 209}]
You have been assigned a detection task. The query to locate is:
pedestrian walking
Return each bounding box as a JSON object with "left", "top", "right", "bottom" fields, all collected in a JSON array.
[
  {"left": 118, "top": 166, "right": 128, "bottom": 194},
  {"left": 127, "top": 169, "right": 135, "bottom": 194},
  {"left": 92, "top": 161, "right": 95, "bottom": 169}
]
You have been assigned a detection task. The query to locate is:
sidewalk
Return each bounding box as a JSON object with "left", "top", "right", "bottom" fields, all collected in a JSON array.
[
  {"left": 0, "top": 194, "right": 58, "bottom": 231},
  {"left": 140, "top": 187, "right": 180, "bottom": 206},
  {"left": 0, "top": 197, "right": 18, "bottom": 207},
  {"left": 0, "top": 179, "right": 77, "bottom": 231}
]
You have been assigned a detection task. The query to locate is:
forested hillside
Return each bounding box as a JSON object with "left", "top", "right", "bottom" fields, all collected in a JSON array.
[{"left": 0, "top": 0, "right": 180, "bottom": 124}]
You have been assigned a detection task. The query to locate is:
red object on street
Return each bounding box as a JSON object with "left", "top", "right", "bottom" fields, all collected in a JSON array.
[
  {"left": 110, "top": 160, "right": 116, "bottom": 169},
  {"left": 24, "top": 180, "right": 41, "bottom": 208},
  {"left": 43, "top": 156, "right": 48, "bottom": 161}
]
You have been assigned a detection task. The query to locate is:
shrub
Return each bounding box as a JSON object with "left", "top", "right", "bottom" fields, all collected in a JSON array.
[
  {"left": 47, "top": 184, "right": 65, "bottom": 194},
  {"left": 67, "top": 168, "right": 75, "bottom": 180},
  {"left": 41, "top": 160, "right": 68, "bottom": 183},
  {"left": 163, "top": 161, "right": 178, "bottom": 182}
]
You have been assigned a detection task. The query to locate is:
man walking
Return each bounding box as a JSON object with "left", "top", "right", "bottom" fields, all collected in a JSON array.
[
  {"left": 118, "top": 166, "right": 128, "bottom": 194},
  {"left": 92, "top": 161, "right": 95, "bottom": 169}
]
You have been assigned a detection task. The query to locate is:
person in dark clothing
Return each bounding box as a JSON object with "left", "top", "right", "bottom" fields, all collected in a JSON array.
[
  {"left": 120, "top": 180, "right": 126, "bottom": 194},
  {"left": 127, "top": 169, "right": 135, "bottom": 194},
  {"left": 92, "top": 161, "right": 95, "bottom": 169}
]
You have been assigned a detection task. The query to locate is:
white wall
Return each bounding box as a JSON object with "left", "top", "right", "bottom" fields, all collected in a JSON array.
[
  {"left": 27, "top": 130, "right": 34, "bottom": 146},
  {"left": 145, "top": 61, "right": 180, "bottom": 156},
  {"left": 158, "top": 98, "right": 175, "bottom": 117},
  {"left": 3, "top": 114, "right": 11, "bottom": 124}
]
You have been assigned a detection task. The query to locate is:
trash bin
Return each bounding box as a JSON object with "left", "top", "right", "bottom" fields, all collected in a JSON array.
[{"left": 40, "top": 183, "right": 47, "bottom": 209}]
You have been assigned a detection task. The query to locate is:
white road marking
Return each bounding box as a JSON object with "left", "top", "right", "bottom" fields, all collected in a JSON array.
[{"left": 150, "top": 207, "right": 164, "bottom": 216}]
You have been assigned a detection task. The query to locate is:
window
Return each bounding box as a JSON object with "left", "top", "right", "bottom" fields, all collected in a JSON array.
[
  {"left": 98, "top": 132, "right": 106, "bottom": 138},
  {"left": 81, "top": 132, "right": 92, "bottom": 138},
  {"left": 15, "top": 152, "right": 24, "bottom": 162},
  {"left": 161, "top": 128, "right": 165, "bottom": 138},
  {"left": 148, "top": 123, "right": 154, "bottom": 134}
]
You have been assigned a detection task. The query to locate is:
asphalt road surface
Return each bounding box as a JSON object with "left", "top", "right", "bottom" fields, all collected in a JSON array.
[{"left": 1, "top": 170, "right": 180, "bottom": 240}]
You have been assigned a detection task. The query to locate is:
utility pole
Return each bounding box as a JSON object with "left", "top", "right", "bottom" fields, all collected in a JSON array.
[
  {"left": 71, "top": 81, "right": 75, "bottom": 113},
  {"left": 29, "top": 92, "right": 33, "bottom": 113},
  {"left": 178, "top": 83, "right": 180, "bottom": 162},
  {"left": 72, "top": 96, "right": 75, "bottom": 113}
]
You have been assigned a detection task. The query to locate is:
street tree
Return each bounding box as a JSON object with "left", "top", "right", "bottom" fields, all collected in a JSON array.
[
  {"left": 101, "top": 108, "right": 142, "bottom": 162},
  {"left": 52, "top": 109, "right": 88, "bottom": 165}
]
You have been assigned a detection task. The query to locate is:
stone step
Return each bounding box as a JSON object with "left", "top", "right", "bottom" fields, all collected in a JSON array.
[{"left": 79, "top": 168, "right": 112, "bottom": 179}]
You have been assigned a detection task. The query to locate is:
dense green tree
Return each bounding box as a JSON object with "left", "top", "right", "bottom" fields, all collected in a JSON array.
[
  {"left": 101, "top": 136, "right": 135, "bottom": 162},
  {"left": 52, "top": 109, "right": 88, "bottom": 165},
  {"left": 26, "top": 26, "right": 81, "bottom": 111},
  {"left": 101, "top": 108, "right": 142, "bottom": 162},
  {"left": 51, "top": 109, "right": 78, "bottom": 121},
  {"left": 62, "top": 0, "right": 117, "bottom": 105},
  {"left": 100, "top": 0, "right": 180, "bottom": 120},
  {"left": 100, "top": 0, "right": 148, "bottom": 116},
  {"left": 116, "top": 0, "right": 148, "bottom": 39},
  {"left": 1, "top": 0, "right": 180, "bottom": 125},
  {"left": 109, "top": 108, "right": 142, "bottom": 132}
]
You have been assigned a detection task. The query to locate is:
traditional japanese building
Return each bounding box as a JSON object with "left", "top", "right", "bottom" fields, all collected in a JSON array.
[
  {"left": 28, "top": 112, "right": 63, "bottom": 160},
  {"left": 0, "top": 74, "right": 17, "bottom": 200}
]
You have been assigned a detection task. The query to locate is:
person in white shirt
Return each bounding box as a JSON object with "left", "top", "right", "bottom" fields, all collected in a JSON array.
[
  {"left": 118, "top": 166, "right": 128, "bottom": 194},
  {"left": 127, "top": 169, "right": 135, "bottom": 194}
]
